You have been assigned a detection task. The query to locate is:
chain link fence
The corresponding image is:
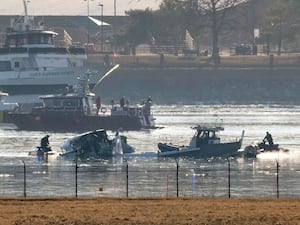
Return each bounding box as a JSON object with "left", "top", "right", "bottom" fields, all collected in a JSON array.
[{"left": 0, "top": 159, "right": 299, "bottom": 198}]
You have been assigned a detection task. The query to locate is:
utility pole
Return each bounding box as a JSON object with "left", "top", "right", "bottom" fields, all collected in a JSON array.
[
  {"left": 99, "top": 3, "right": 104, "bottom": 52},
  {"left": 112, "top": 0, "right": 116, "bottom": 54},
  {"left": 84, "top": 0, "right": 94, "bottom": 44}
]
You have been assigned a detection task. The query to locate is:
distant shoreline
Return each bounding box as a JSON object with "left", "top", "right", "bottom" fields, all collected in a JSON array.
[{"left": 87, "top": 54, "right": 300, "bottom": 69}]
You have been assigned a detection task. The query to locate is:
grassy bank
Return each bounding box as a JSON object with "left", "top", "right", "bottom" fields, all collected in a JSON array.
[
  {"left": 1, "top": 198, "right": 299, "bottom": 225},
  {"left": 87, "top": 54, "right": 300, "bottom": 68}
]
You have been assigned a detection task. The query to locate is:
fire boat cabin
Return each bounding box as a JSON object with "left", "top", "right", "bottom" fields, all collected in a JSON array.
[{"left": 35, "top": 92, "right": 95, "bottom": 115}]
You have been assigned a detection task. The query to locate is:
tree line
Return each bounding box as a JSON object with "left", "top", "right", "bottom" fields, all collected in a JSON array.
[{"left": 114, "top": 0, "right": 300, "bottom": 64}]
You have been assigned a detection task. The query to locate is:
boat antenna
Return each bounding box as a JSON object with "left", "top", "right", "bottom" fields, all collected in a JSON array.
[
  {"left": 23, "top": 0, "right": 30, "bottom": 26},
  {"left": 91, "top": 64, "right": 120, "bottom": 91}
]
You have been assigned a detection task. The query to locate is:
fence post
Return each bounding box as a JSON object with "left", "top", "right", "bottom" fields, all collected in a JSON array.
[
  {"left": 75, "top": 161, "right": 78, "bottom": 198},
  {"left": 22, "top": 160, "right": 26, "bottom": 198},
  {"left": 276, "top": 159, "right": 280, "bottom": 198},
  {"left": 126, "top": 160, "right": 129, "bottom": 198},
  {"left": 227, "top": 158, "right": 231, "bottom": 198},
  {"left": 269, "top": 54, "right": 274, "bottom": 69},
  {"left": 176, "top": 159, "right": 179, "bottom": 198}
]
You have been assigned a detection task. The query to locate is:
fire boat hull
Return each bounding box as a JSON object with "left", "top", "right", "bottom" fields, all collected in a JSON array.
[{"left": 4, "top": 113, "right": 147, "bottom": 132}]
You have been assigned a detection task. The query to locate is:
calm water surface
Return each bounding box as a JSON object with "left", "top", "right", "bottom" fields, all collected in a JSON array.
[{"left": 0, "top": 104, "right": 300, "bottom": 198}]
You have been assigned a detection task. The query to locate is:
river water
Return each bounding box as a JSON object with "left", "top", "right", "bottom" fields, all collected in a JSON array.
[{"left": 0, "top": 104, "right": 300, "bottom": 198}]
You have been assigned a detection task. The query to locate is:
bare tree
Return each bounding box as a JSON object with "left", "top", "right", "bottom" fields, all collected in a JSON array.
[
  {"left": 263, "top": 0, "right": 300, "bottom": 55},
  {"left": 198, "top": 0, "right": 249, "bottom": 64}
]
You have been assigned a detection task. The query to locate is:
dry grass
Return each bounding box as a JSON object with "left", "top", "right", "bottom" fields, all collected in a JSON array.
[{"left": 0, "top": 198, "right": 300, "bottom": 225}]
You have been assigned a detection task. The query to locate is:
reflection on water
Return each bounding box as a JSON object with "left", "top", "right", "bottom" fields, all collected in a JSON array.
[{"left": 0, "top": 104, "right": 300, "bottom": 197}]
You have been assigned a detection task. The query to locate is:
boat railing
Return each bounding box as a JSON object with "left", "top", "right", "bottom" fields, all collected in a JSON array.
[
  {"left": 0, "top": 47, "right": 86, "bottom": 55},
  {"left": 111, "top": 106, "right": 140, "bottom": 117},
  {"left": 33, "top": 105, "right": 85, "bottom": 113},
  {"left": 0, "top": 48, "right": 27, "bottom": 54}
]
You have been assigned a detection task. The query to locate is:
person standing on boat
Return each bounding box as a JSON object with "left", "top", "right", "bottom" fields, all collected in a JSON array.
[
  {"left": 143, "top": 96, "right": 152, "bottom": 126},
  {"left": 144, "top": 96, "right": 152, "bottom": 112},
  {"left": 110, "top": 100, "right": 115, "bottom": 107},
  {"left": 120, "top": 96, "right": 125, "bottom": 108},
  {"left": 40, "top": 135, "right": 51, "bottom": 152},
  {"left": 96, "top": 96, "right": 101, "bottom": 115},
  {"left": 263, "top": 132, "right": 273, "bottom": 145}
]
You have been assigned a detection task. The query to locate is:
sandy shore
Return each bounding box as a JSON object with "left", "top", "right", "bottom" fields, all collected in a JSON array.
[{"left": 0, "top": 198, "right": 299, "bottom": 225}]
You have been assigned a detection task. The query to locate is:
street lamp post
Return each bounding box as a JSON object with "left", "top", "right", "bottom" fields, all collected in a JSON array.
[
  {"left": 113, "top": 0, "right": 116, "bottom": 53},
  {"left": 84, "top": 0, "right": 94, "bottom": 44},
  {"left": 114, "top": 0, "right": 116, "bottom": 16},
  {"left": 99, "top": 3, "right": 104, "bottom": 53}
]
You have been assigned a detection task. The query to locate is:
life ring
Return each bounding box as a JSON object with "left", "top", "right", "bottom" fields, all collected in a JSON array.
[{"left": 101, "top": 107, "right": 107, "bottom": 114}]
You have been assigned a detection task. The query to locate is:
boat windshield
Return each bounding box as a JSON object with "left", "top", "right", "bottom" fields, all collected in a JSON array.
[
  {"left": 43, "top": 97, "right": 82, "bottom": 110},
  {"left": 6, "top": 33, "right": 55, "bottom": 47},
  {"left": 195, "top": 130, "right": 220, "bottom": 139}
]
